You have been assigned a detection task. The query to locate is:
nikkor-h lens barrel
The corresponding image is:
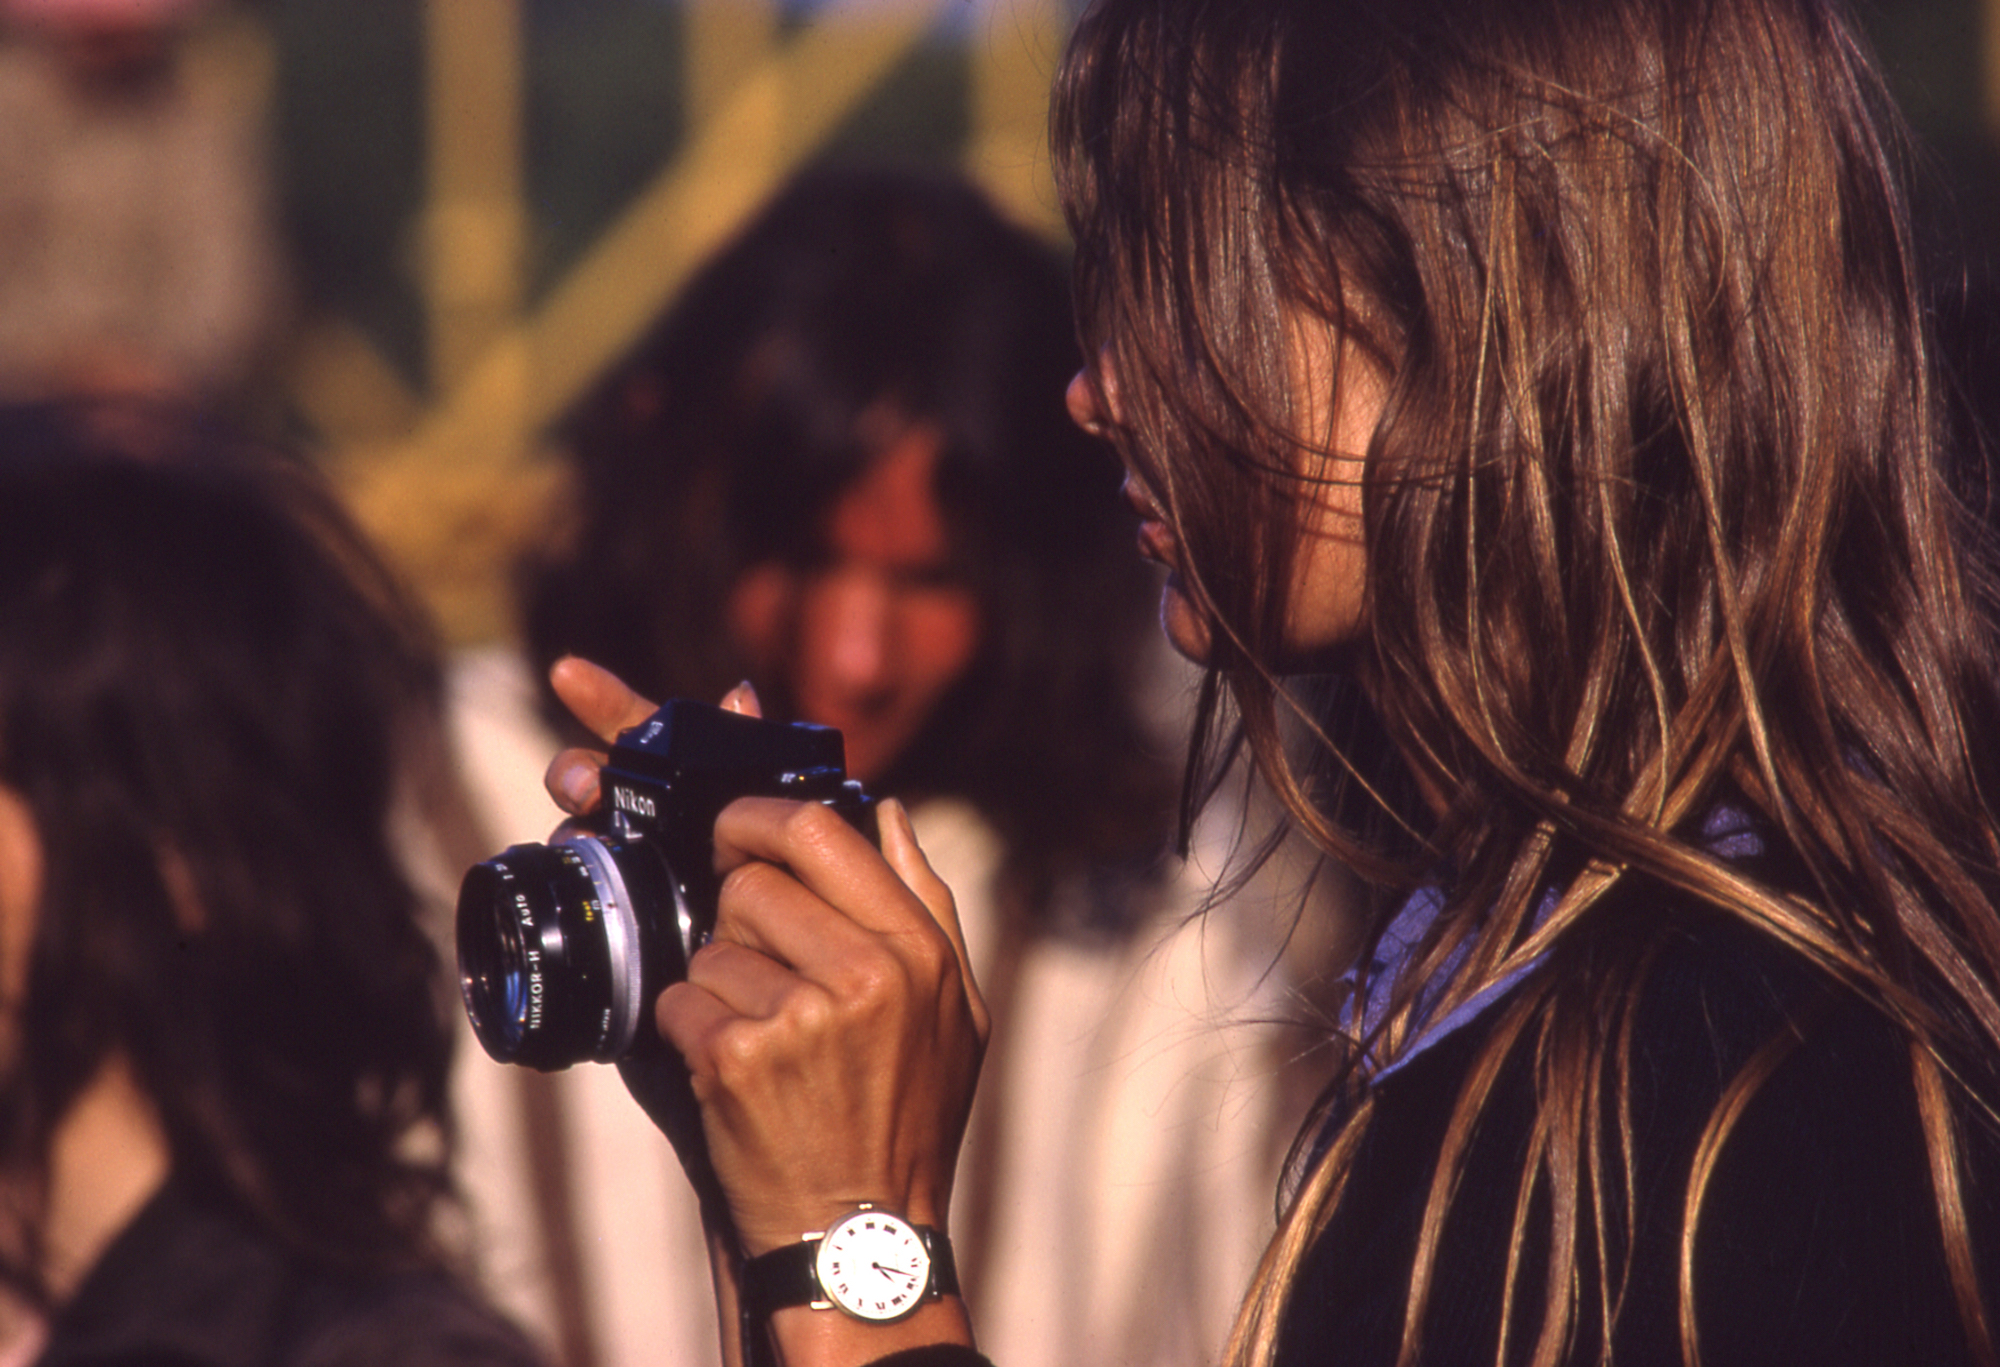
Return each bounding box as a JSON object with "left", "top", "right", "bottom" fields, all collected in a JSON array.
[{"left": 456, "top": 829, "right": 663, "bottom": 1071}]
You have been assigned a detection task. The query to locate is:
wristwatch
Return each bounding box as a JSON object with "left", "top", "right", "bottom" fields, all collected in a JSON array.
[{"left": 740, "top": 1204, "right": 960, "bottom": 1324}]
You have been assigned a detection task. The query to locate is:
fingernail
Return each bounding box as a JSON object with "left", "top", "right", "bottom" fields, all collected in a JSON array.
[
  {"left": 721, "top": 680, "right": 761, "bottom": 714},
  {"left": 880, "top": 796, "right": 914, "bottom": 843},
  {"left": 558, "top": 764, "right": 599, "bottom": 812}
]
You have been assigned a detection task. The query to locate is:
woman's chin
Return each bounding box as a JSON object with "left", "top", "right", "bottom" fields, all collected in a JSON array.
[
  {"left": 1159, "top": 576, "right": 1215, "bottom": 665},
  {"left": 1154, "top": 577, "right": 1372, "bottom": 679}
]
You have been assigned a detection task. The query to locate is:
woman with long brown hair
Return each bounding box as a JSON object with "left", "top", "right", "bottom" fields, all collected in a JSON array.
[
  {"left": 539, "top": 0, "right": 2000, "bottom": 1363},
  {"left": 0, "top": 402, "right": 542, "bottom": 1367}
]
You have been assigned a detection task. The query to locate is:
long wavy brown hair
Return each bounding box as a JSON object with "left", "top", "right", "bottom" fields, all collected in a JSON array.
[{"left": 1054, "top": 0, "right": 2000, "bottom": 1361}]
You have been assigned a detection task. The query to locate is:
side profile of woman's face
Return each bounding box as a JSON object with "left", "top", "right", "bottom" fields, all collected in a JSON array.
[
  {"left": 723, "top": 423, "right": 985, "bottom": 784},
  {"left": 1066, "top": 327, "right": 1385, "bottom": 671}
]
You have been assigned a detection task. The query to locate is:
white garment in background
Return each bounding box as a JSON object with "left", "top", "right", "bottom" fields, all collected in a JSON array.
[{"left": 444, "top": 647, "right": 1307, "bottom": 1367}]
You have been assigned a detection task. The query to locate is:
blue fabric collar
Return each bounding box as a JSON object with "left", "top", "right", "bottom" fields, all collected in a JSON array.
[{"left": 1343, "top": 807, "right": 1766, "bottom": 1080}]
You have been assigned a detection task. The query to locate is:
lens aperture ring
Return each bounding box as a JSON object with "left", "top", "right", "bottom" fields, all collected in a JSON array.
[{"left": 555, "top": 831, "right": 647, "bottom": 1060}]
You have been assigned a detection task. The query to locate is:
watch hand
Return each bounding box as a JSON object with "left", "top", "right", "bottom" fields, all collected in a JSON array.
[{"left": 872, "top": 1263, "right": 918, "bottom": 1282}]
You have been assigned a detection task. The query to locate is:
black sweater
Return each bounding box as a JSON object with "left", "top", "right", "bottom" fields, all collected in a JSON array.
[
  {"left": 34, "top": 1182, "right": 544, "bottom": 1367},
  {"left": 1277, "top": 898, "right": 2000, "bottom": 1366}
]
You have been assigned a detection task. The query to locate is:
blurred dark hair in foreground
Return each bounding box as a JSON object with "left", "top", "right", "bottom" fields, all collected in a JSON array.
[{"left": 0, "top": 399, "right": 458, "bottom": 1288}]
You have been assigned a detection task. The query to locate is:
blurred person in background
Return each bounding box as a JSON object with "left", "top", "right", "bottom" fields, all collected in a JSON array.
[
  {"left": 0, "top": 0, "right": 289, "bottom": 412},
  {"left": 448, "top": 164, "right": 1328, "bottom": 1367},
  {"left": 0, "top": 402, "right": 540, "bottom": 1367}
]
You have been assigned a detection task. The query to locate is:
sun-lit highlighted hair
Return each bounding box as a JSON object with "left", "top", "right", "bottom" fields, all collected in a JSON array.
[{"left": 1054, "top": 0, "right": 2000, "bottom": 1361}]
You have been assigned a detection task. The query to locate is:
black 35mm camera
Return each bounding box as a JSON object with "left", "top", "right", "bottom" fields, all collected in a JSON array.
[{"left": 456, "top": 699, "right": 876, "bottom": 1072}]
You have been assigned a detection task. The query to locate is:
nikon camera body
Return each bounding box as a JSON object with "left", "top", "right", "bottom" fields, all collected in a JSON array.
[{"left": 456, "top": 699, "right": 876, "bottom": 1072}]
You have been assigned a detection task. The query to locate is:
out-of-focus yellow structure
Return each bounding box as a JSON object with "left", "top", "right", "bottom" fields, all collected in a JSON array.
[
  {"left": 248, "top": 0, "right": 1997, "bottom": 645},
  {"left": 282, "top": 0, "right": 1075, "bottom": 644}
]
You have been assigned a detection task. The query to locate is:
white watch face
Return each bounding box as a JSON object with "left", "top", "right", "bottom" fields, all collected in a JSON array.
[{"left": 814, "top": 1209, "right": 932, "bottom": 1322}]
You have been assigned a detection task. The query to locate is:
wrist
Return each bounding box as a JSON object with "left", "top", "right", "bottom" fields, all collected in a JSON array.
[
  {"left": 736, "top": 1192, "right": 951, "bottom": 1260},
  {"left": 765, "top": 1297, "right": 975, "bottom": 1367},
  {"left": 742, "top": 1206, "right": 957, "bottom": 1320},
  {"left": 740, "top": 1205, "right": 971, "bottom": 1367}
]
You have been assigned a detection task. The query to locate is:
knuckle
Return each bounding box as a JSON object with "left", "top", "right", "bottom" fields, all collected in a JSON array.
[
  {"left": 705, "top": 1019, "right": 767, "bottom": 1084},
  {"left": 887, "top": 921, "right": 955, "bottom": 991},
  {"left": 779, "top": 800, "right": 850, "bottom": 855},
  {"left": 907, "top": 924, "right": 955, "bottom": 976},
  {"left": 784, "top": 983, "right": 838, "bottom": 1035},
  {"left": 838, "top": 953, "right": 903, "bottom": 1007},
  {"left": 706, "top": 987, "right": 840, "bottom": 1079},
  {"left": 825, "top": 952, "right": 925, "bottom": 1034}
]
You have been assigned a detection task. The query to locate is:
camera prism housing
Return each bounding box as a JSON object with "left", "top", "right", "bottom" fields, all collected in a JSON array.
[{"left": 457, "top": 699, "right": 875, "bottom": 1071}]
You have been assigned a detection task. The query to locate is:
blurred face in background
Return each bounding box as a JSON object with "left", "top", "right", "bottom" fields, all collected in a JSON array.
[
  {"left": 724, "top": 421, "right": 984, "bottom": 784},
  {"left": 0, "top": 781, "right": 41, "bottom": 1064}
]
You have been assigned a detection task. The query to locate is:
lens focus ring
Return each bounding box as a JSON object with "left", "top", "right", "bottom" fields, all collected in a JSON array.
[{"left": 457, "top": 838, "right": 633, "bottom": 1070}]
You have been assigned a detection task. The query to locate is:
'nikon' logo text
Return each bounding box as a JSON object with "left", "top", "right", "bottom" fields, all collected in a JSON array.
[{"left": 612, "top": 785, "right": 656, "bottom": 819}]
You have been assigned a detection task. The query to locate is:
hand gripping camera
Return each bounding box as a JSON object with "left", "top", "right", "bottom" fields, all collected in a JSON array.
[{"left": 456, "top": 699, "right": 876, "bottom": 1073}]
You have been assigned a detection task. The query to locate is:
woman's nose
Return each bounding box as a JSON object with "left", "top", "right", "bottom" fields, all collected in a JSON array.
[
  {"left": 806, "top": 569, "right": 893, "bottom": 693},
  {"left": 1067, "top": 367, "right": 1111, "bottom": 437}
]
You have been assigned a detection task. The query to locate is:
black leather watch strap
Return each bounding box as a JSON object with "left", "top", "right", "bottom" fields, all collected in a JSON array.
[
  {"left": 741, "top": 1239, "right": 821, "bottom": 1323},
  {"left": 740, "top": 1224, "right": 959, "bottom": 1323}
]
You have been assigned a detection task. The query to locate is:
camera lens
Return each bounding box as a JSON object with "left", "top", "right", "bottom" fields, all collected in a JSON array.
[{"left": 456, "top": 832, "right": 651, "bottom": 1070}]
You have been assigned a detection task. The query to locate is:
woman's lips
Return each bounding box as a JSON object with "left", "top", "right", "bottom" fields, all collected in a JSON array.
[
  {"left": 1136, "top": 518, "right": 1176, "bottom": 569},
  {"left": 1122, "top": 475, "right": 1176, "bottom": 569}
]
